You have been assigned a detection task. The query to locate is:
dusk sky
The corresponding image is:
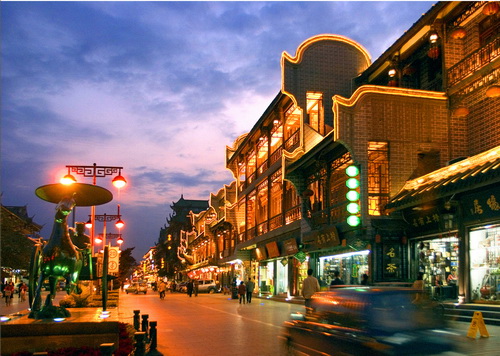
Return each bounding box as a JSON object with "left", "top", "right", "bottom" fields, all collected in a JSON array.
[{"left": 1, "top": 1, "right": 435, "bottom": 261}]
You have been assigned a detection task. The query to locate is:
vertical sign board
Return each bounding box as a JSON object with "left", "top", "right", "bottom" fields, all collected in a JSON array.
[
  {"left": 382, "top": 243, "right": 402, "bottom": 280},
  {"left": 108, "top": 246, "right": 120, "bottom": 273}
]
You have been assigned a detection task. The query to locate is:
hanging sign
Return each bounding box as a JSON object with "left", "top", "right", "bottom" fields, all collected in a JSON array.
[{"left": 108, "top": 246, "right": 120, "bottom": 273}]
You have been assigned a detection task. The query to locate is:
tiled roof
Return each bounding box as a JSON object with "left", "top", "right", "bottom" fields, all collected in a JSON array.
[{"left": 387, "top": 146, "right": 500, "bottom": 210}]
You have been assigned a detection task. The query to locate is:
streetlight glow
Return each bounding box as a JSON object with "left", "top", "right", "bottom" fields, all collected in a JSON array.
[
  {"left": 60, "top": 173, "right": 77, "bottom": 185},
  {"left": 112, "top": 174, "right": 127, "bottom": 189}
]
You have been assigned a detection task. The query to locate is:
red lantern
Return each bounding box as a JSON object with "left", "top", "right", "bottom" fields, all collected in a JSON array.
[
  {"left": 450, "top": 27, "right": 466, "bottom": 40},
  {"left": 482, "top": 2, "right": 499, "bottom": 16},
  {"left": 388, "top": 79, "right": 398, "bottom": 87},
  {"left": 486, "top": 84, "right": 500, "bottom": 98},
  {"left": 428, "top": 46, "right": 440, "bottom": 59},
  {"left": 452, "top": 106, "right": 470, "bottom": 118}
]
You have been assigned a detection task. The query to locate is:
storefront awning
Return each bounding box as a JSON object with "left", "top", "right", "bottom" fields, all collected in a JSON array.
[{"left": 387, "top": 146, "right": 500, "bottom": 211}]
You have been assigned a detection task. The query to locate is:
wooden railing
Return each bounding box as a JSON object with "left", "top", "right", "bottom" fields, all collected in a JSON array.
[{"left": 448, "top": 36, "right": 500, "bottom": 87}]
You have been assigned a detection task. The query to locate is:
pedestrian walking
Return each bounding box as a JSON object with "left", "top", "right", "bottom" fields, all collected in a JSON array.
[
  {"left": 301, "top": 269, "right": 320, "bottom": 311},
  {"left": 238, "top": 281, "right": 246, "bottom": 304},
  {"left": 19, "top": 282, "right": 28, "bottom": 302},
  {"left": 193, "top": 279, "right": 199, "bottom": 297},
  {"left": 187, "top": 280, "right": 194, "bottom": 297},
  {"left": 158, "top": 280, "right": 166, "bottom": 300},
  {"left": 246, "top": 277, "right": 255, "bottom": 303},
  {"left": 4, "top": 282, "right": 14, "bottom": 306},
  {"left": 330, "top": 271, "right": 344, "bottom": 286},
  {"left": 360, "top": 273, "right": 369, "bottom": 285}
]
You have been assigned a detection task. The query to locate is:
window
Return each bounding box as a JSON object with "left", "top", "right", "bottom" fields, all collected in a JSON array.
[
  {"left": 270, "top": 170, "right": 283, "bottom": 218},
  {"left": 329, "top": 153, "right": 352, "bottom": 224},
  {"left": 256, "top": 180, "right": 268, "bottom": 226},
  {"left": 246, "top": 191, "right": 256, "bottom": 230},
  {"left": 247, "top": 151, "right": 256, "bottom": 184},
  {"left": 284, "top": 105, "right": 301, "bottom": 151},
  {"left": 270, "top": 119, "right": 283, "bottom": 165},
  {"left": 307, "top": 92, "right": 323, "bottom": 134},
  {"left": 257, "top": 136, "right": 268, "bottom": 175},
  {"left": 368, "top": 142, "right": 389, "bottom": 215}
]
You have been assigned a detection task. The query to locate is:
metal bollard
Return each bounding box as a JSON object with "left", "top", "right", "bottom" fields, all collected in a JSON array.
[
  {"left": 141, "top": 313, "right": 150, "bottom": 340},
  {"left": 134, "top": 310, "right": 141, "bottom": 331},
  {"left": 134, "top": 331, "right": 147, "bottom": 356},
  {"left": 149, "top": 321, "right": 157, "bottom": 350},
  {"left": 100, "top": 343, "right": 115, "bottom": 356}
]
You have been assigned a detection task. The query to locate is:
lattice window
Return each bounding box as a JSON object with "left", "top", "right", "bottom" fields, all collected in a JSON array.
[{"left": 368, "top": 141, "right": 389, "bottom": 216}]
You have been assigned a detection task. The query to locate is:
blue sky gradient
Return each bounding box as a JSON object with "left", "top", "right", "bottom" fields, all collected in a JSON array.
[{"left": 1, "top": 1, "right": 435, "bottom": 260}]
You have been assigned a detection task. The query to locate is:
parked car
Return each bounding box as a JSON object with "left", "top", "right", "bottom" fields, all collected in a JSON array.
[
  {"left": 125, "top": 282, "right": 148, "bottom": 294},
  {"left": 280, "top": 287, "right": 459, "bottom": 355},
  {"left": 196, "top": 279, "right": 220, "bottom": 293}
]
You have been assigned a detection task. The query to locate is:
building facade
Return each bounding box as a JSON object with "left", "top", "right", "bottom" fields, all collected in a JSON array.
[{"left": 152, "top": 1, "right": 500, "bottom": 305}]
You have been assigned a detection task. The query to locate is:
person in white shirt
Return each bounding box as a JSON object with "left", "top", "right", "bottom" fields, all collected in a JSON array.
[{"left": 301, "top": 269, "right": 320, "bottom": 310}]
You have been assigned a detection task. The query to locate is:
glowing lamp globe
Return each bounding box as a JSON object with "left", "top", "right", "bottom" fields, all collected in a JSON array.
[
  {"left": 346, "top": 190, "right": 360, "bottom": 201},
  {"left": 347, "top": 202, "right": 360, "bottom": 214},
  {"left": 346, "top": 178, "right": 360, "bottom": 189},
  {"left": 345, "top": 165, "right": 359, "bottom": 177},
  {"left": 347, "top": 215, "right": 361, "bottom": 227},
  {"left": 115, "top": 219, "right": 125, "bottom": 229},
  {"left": 60, "top": 174, "right": 77, "bottom": 185},
  {"left": 112, "top": 175, "right": 127, "bottom": 189}
]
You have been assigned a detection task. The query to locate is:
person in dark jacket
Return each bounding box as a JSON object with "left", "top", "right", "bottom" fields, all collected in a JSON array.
[
  {"left": 330, "top": 271, "right": 344, "bottom": 286},
  {"left": 187, "top": 280, "right": 194, "bottom": 297},
  {"left": 238, "top": 281, "right": 246, "bottom": 304}
]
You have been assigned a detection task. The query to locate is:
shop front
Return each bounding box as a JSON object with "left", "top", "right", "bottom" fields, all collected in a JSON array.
[
  {"left": 387, "top": 147, "right": 500, "bottom": 304},
  {"left": 302, "top": 224, "right": 371, "bottom": 287},
  {"left": 255, "top": 236, "right": 305, "bottom": 298}
]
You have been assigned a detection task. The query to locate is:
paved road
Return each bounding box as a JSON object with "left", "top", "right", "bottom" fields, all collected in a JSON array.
[
  {"left": 117, "top": 291, "right": 297, "bottom": 356},
  {"left": 3, "top": 290, "right": 500, "bottom": 356},
  {"left": 117, "top": 291, "right": 500, "bottom": 356}
]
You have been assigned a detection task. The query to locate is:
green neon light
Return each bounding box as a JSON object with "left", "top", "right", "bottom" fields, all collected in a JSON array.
[
  {"left": 346, "top": 165, "right": 359, "bottom": 177},
  {"left": 346, "top": 190, "right": 360, "bottom": 201},
  {"left": 347, "top": 203, "right": 360, "bottom": 214},
  {"left": 347, "top": 215, "right": 361, "bottom": 227},
  {"left": 346, "top": 178, "right": 360, "bottom": 189}
]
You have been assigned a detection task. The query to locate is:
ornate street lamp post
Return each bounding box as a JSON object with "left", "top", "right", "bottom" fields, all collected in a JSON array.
[{"left": 60, "top": 163, "right": 127, "bottom": 253}]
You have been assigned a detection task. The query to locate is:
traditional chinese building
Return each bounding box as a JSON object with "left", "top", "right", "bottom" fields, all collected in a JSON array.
[
  {"left": 381, "top": 1, "right": 500, "bottom": 304},
  {"left": 1, "top": 205, "right": 42, "bottom": 281}
]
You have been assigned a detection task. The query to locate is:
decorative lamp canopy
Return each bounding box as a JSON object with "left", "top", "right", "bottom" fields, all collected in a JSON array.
[{"left": 35, "top": 183, "right": 113, "bottom": 206}]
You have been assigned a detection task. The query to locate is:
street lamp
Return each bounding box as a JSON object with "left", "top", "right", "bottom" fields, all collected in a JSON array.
[
  {"left": 60, "top": 163, "right": 127, "bottom": 252},
  {"left": 86, "top": 205, "right": 125, "bottom": 250}
]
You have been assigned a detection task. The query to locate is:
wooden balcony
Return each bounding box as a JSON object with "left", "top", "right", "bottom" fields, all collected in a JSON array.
[{"left": 448, "top": 36, "right": 500, "bottom": 87}]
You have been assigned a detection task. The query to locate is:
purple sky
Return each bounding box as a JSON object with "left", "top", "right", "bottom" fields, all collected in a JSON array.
[{"left": 1, "top": 1, "right": 435, "bottom": 261}]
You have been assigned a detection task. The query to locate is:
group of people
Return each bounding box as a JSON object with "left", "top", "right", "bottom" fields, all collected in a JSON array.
[
  {"left": 237, "top": 277, "right": 255, "bottom": 304},
  {"left": 1, "top": 281, "right": 28, "bottom": 306}
]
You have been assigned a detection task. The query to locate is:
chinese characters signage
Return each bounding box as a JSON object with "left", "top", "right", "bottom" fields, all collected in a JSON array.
[
  {"left": 303, "top": 225, "right": 340, "bottom": 248},
  {"left": 383, "top": 244, "right": 401, "bottom": 279},
  {"left": 463, "top": 186, "right": 500, "bottom": 222}
]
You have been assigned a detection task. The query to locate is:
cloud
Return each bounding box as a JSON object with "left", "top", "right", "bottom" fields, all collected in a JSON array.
[{"left": 1, "top": 1, "right": 436, "bottom": 260}]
